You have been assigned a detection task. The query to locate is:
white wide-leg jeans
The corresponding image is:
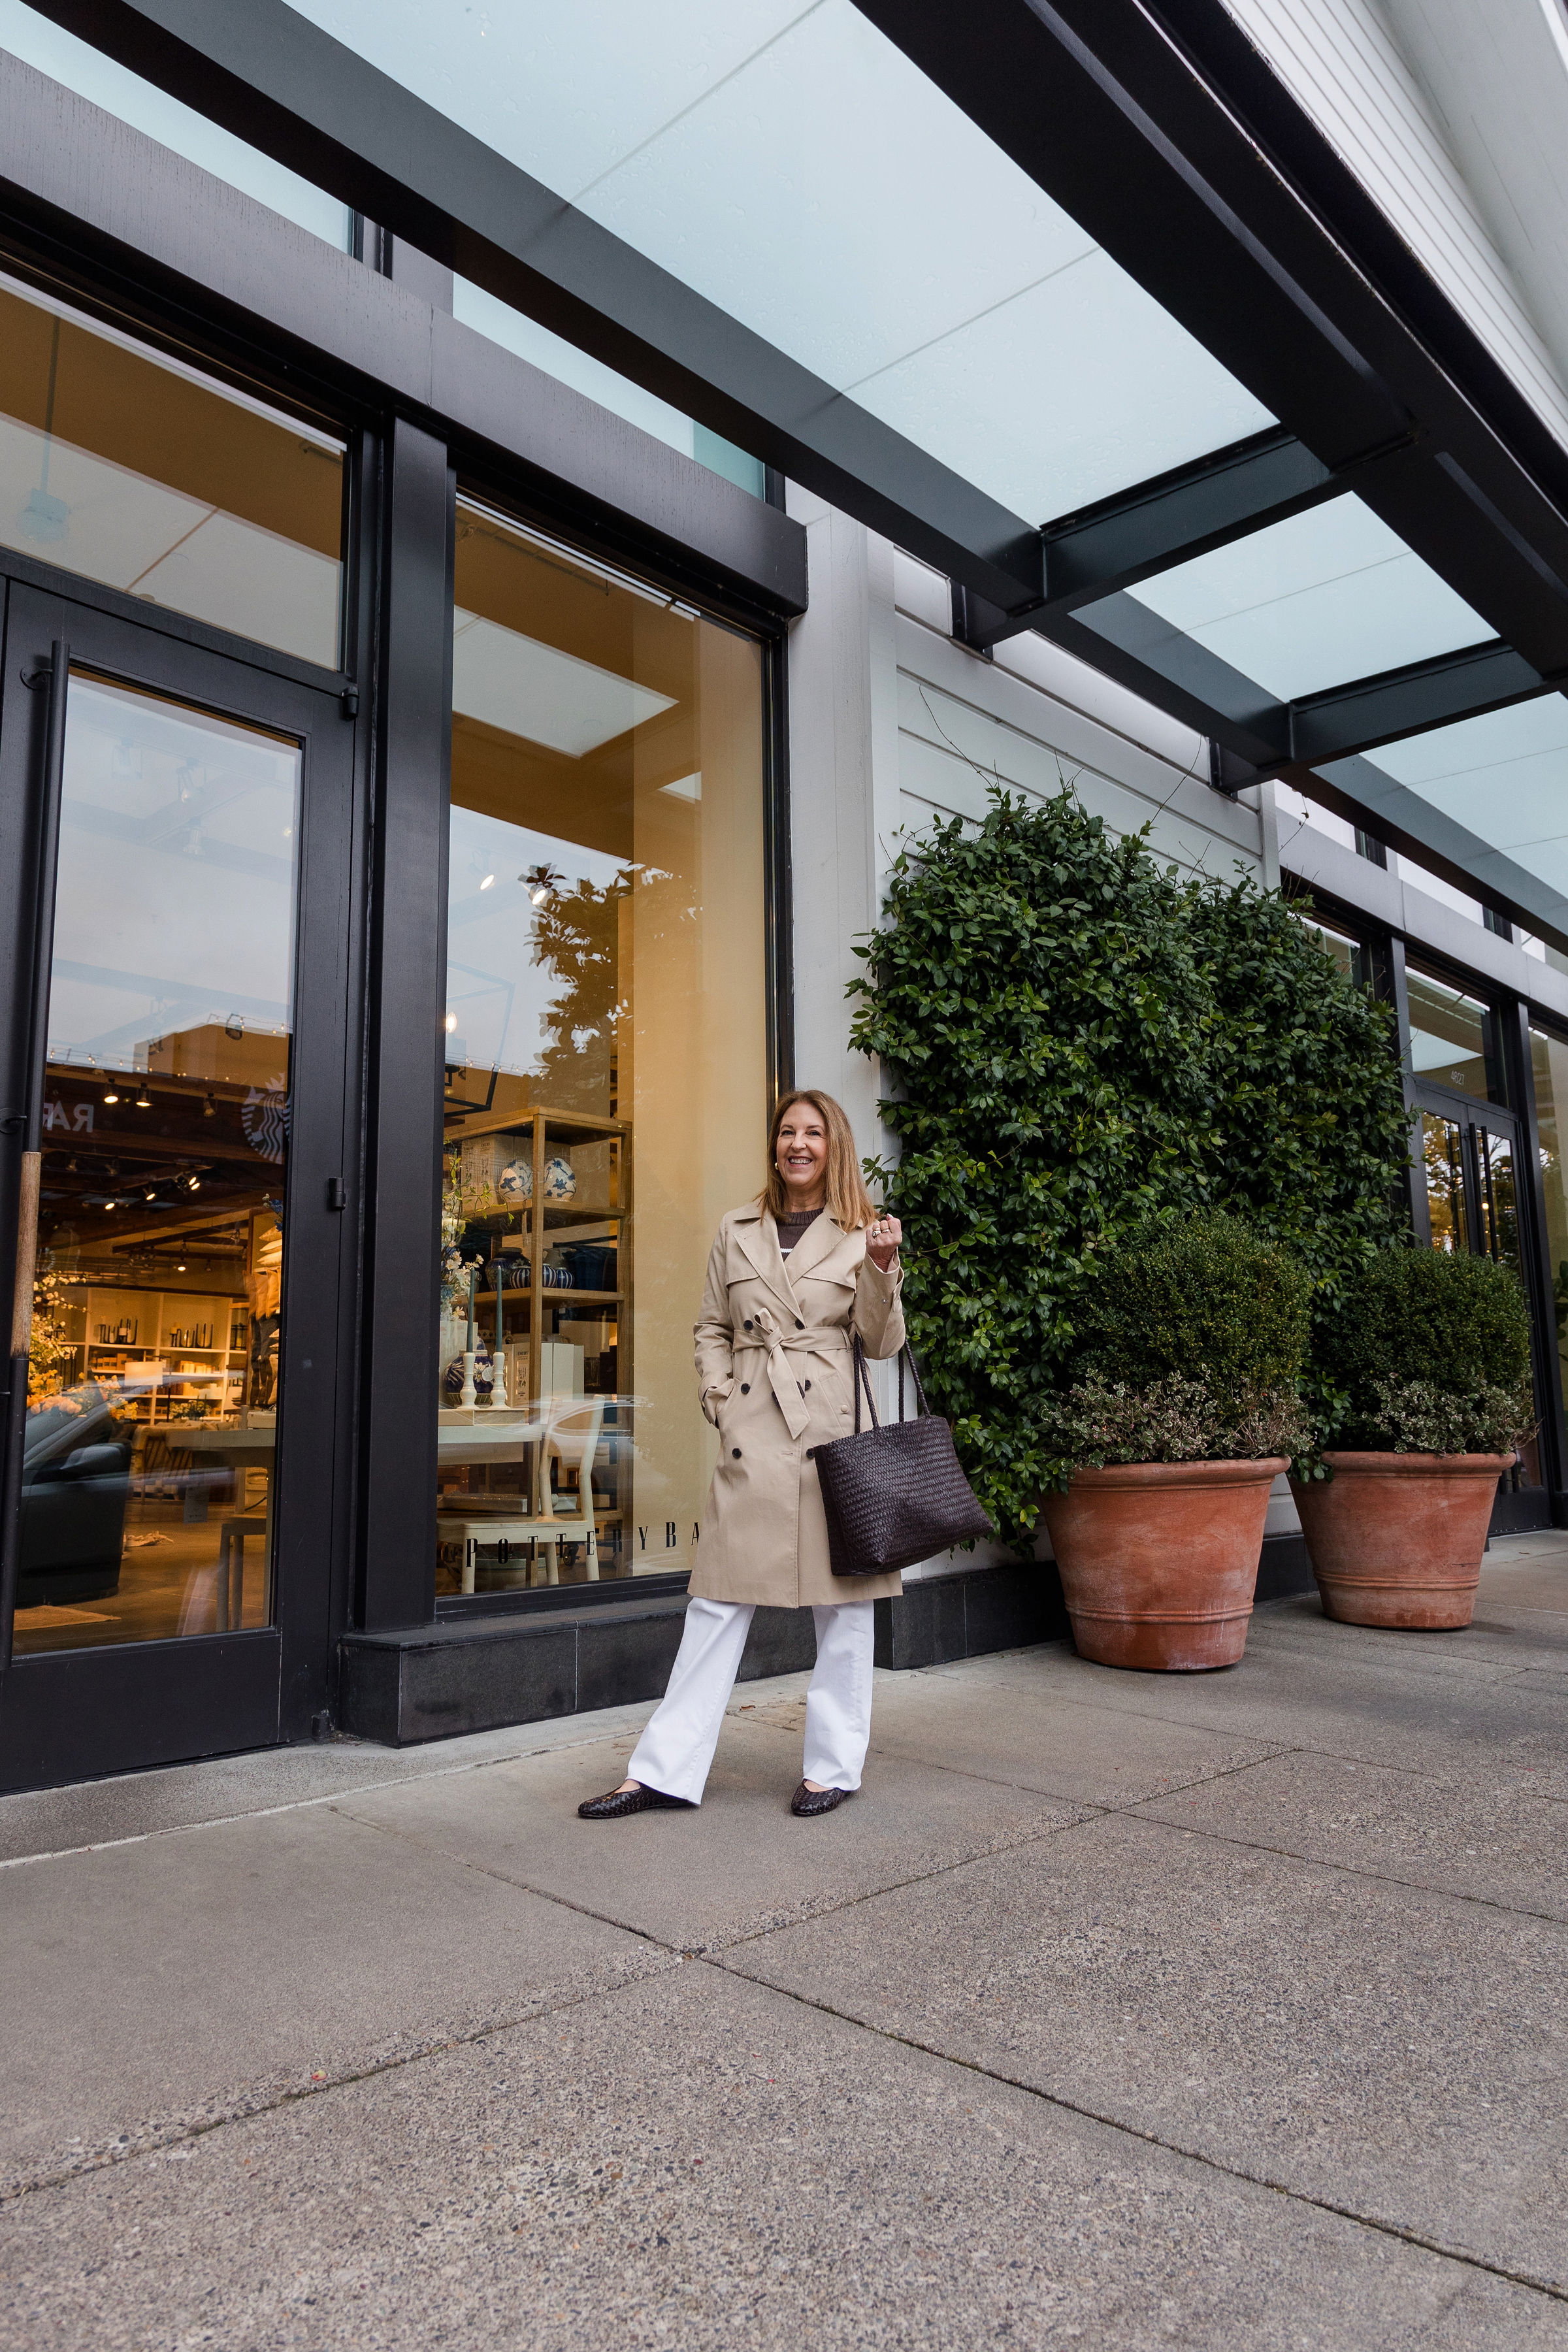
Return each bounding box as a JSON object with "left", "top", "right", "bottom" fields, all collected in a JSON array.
[{"left": 626, "top": 1596, "right": 875, "bottom": 1805}]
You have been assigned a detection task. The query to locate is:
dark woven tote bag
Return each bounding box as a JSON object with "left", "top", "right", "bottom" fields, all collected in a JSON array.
[{"left": 815, "top": 1336, "right": 994, "bottom": 1577}]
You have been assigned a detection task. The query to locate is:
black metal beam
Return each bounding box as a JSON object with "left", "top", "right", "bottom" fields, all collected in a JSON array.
[
  {"left": 20, "top": 0, "right": 1045, "bottom": 615},
  {"left": 1049, "top": 593, "right": 1293, "bottom": 765},
  {"left": 1302, "top": 745, "right": 1568, "bottom": 951},
  {"left": 1288, "top": 644, "right": 1546, "bottom": 768},
  {"left": 857, "top": 0, "right": 1568, "bottom": 679},
  {"left": 953, "top": 424, "right": 1431, "bottom": 652},
  {"left": 30, "top": 0, "right": 1568, "bottom": 740}
]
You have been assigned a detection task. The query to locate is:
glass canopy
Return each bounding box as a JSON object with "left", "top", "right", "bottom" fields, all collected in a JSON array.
[
  {"left": 289, "top": 0, "right": 1273, "bottom": 522},
  {"left": 1327, "top": 697, "right": 1568, "bottom": 902},
  {"left": 1122, "top": 495, "right": 1493, "bottom": 699}
]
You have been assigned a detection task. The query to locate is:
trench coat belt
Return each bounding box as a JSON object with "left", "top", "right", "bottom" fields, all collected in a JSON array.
[{"left": 734, "top": 1307, "right": 849, "bottom": 1442}]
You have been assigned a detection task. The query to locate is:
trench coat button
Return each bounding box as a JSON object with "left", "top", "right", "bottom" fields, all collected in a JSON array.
[
  {"left": 740, "top": 1382, "right": 750, "bottom": 1394},
  {"left": 804, "top": 1380, "right": 811, "bottom": 1391},
  {"left": 794, "top": 1318, "right": 804, "bottom": 1330},
  {"left": 743, "top": 1319, "right": 753, "bottom": 1331},
  {"left": 731, "top": 1448, "right": 742, "bottom": 1459},
  {"left": 806, "top": 1446, "right": 815, "bottom": 1459}
]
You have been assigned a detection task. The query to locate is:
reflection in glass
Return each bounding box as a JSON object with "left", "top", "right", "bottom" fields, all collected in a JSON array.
[
  {"left": 12, "top": 677, "right": 299, "bottom": 1657},
  {"left": 0, "top": 271, "right": 344, "bottom": 666},
  {"left": 1299, "top": 911, "right": 1365, "bottom": 988},
  {"left": 1477, "top": 1130, "right": 1520, "bottom": 1271},
  {"left": 1422, "top": 1112, "right": 1469, "bottom": 1254},
  {"left": 436, "top": 501, "right": 767, "bottom": 1595},
  {"left": 1406, "top": 966, "right": 1503, "bottom": 1103},
  {"left": 1530, "top": 1026, "right": 1568, "bottom": 1403}
]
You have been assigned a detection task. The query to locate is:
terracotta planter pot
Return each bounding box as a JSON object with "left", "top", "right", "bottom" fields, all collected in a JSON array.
[
  {"left": 1040, "top": 1458, "right": 1286, "bottom": 1671},
  {"left": 1289, "top": 1451, "right": 1512, "bottom": 1629}
]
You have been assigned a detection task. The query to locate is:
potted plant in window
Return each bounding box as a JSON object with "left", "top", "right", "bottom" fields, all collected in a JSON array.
[
  {"left": 1290, "top": 1247, "right": 1533, "bottom": 1629},
  {"left": 1041, "top": 1211, "right": 1310, "bottom": 1670}
]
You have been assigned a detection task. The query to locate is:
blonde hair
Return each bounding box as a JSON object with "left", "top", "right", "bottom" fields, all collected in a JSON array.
[{"left": 762, "top": 1090, "right": 877, "bottom": 1229}]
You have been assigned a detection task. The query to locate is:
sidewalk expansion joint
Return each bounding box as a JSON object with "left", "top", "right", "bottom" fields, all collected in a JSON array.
[{"left": 711, "top": 1961, "right": 1568, "bottom": 2310}]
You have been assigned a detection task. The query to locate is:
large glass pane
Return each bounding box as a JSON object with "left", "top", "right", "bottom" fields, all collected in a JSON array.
[
  {"left": 0, "top": 1, "right": 355, "bottom": 249},
  {"left": 1474, "top": 1126, "right": 1543, "bottom": 1487},
  {"left": 1406, "top": 966, "right": 1505, "bottom": 1104},
  {"left": 14, "top": 676, "right": 299, "bottom": 1656},
  {"left": 1529, "top": 1025, "right": 1568, "bottom": 1405},
  {"left": 1420, "top": 1111, "right": 1469, "bottom": 1254},
  {"left": 1477, "top": 1128, "right": 1522, "bottom": 1273},
  {"left": 0, "top": 270, "right": 344, "bottom": 668},
  {"left": 1122, "top": 495, "right": 1491, "bottom": 698},
  {"left": 290, "top": 0, "right": 1272, "bottom": 521},
  {"left": 436, "top": 500, "right": 767, "bottom": 1593}
]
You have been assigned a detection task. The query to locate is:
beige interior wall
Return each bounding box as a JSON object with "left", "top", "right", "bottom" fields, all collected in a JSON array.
[{"left": 627, "top": 619, "right": 767, "bottom": 1571}]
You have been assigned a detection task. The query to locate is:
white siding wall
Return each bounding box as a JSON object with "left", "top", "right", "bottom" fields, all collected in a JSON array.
[{"left": 1219, "top": 0, "right": 1568, "bottom": 450}]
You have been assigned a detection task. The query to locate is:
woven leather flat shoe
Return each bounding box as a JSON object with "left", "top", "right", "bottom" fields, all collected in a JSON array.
[
  {"left": 578, "top": 1784, "right": 694, "bottom": 1820},
  {"left": 791, "top": 1781, "right": 847, "bottom": 1817}
]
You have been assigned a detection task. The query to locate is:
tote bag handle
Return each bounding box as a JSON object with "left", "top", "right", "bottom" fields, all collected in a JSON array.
[{"left": 851, "top": 1333, "right": 931, "bottom": 1433}]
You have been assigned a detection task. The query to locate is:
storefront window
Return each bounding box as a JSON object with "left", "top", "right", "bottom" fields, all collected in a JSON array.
[
  {"left": 0, "top": 270, "right": 344, "bottom": 667},
  {"left": 1530, "top": 1025, "right": 1568, "bottom": 1404},
  {"left": 13, "top": 676, "right": 298, "bottom": 1656},
  {"left": 436, "top": 500, "right": 768, "bottom": 1595},
  {"left": 1405, "top": 964, "right": 1505, "bottom": 1103},
  {"left": 1299, "top": 909, "right": 1367, "bottom": 987}
]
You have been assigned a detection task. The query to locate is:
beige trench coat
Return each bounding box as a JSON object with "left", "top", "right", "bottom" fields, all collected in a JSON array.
[{"left": 687, "top": 1201, "right": 906, "bottom": 1608}]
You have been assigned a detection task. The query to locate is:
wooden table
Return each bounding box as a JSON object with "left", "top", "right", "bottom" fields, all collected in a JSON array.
[{"left": 180, "top": 1418, "right": 276, "bottom": 1628}]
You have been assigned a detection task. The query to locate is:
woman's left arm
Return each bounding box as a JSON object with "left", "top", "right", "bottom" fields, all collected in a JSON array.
[{"left": 854, "top": 1216, "right": 904, "bottom": 1360}]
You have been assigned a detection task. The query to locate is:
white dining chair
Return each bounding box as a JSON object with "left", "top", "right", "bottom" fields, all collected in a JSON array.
[{"left": 440, "top": 1396, "right": 605, "bottom": 1591}]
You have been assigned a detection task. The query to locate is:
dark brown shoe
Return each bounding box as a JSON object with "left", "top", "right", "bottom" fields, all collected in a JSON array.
[
  {"left": 578, "top": 1782, "right": 694, "bottom": 1820},
  {"left": 791, "top": 1781, "right": 847, "bottom": 1816}
]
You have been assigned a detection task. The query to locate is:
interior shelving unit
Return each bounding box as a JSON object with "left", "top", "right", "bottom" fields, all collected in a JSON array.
[{"left": 446, "top": 1104, "right": 630, "bottom": 1567}]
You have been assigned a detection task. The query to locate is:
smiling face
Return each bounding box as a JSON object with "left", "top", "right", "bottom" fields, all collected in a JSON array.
[{"left": 775, "top": 1101, "right": 829, "bottom": 1209}]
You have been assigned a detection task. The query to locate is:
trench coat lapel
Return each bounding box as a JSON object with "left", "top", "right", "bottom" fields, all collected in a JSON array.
[
  {"left": 733, "top": 1206, "right": 800, "bottom": 1320},
  {"left": 783, "top": 1211, "right": 855, "bottom": 1286}
]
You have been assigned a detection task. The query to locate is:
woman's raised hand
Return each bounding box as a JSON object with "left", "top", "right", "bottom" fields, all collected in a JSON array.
[{"left": 866, "top": 1215, "right": 902, "bottom": 1271}]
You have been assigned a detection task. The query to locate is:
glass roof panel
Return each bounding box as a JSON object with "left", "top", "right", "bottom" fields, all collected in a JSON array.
[
  {"left": 1, "top": 0, "right": 353, "bottom": 247},
  {"left": 1360, "top": 695, "right": 1568, "bottom": 896},
  {"left": 1123, "top": 495, "right": 1493, "bottom": 698},
  {"left": 288, "top": 0, "right": 1273, "bottom": 519}
]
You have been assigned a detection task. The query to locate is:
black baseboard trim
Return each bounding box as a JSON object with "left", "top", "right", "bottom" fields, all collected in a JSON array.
[{"left": 339, "top": 1535, "right": 1320, "bottom": 1746}]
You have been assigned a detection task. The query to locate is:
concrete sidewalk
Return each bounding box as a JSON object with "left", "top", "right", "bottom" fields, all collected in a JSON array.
[{"left": 3, "top": 1538, "right": 1567, "bottom": 2349}]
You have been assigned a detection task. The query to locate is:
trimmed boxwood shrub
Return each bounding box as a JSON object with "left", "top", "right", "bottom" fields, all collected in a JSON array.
[
  {"left": 849, "top": 787, "right": 1410, "bottom": 1538},
  {"left": 1316, "top": 1246, "right": 1534, "bottom": 1455},
  {"left": 1053, "top": 1211, "right": 1310, "bottom": 1467}
]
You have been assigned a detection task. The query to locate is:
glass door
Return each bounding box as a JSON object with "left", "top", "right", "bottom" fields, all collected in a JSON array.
[
  {"left": 0, "top": 581, "right": 356, "bottom": 1788},
  {"left": 1415, "top": 1094, "right": 1547, "bottom": 1518},
  {"left": 1405, "top": 960, "right": 1549, "bottom": 1527}
]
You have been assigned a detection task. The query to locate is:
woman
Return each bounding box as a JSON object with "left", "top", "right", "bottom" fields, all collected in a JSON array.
[{"left": 580, "top": 1090, "right": 904, "bottom": 1821}]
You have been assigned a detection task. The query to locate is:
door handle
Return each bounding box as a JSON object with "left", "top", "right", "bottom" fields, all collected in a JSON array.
[{"left": 9, "top": 1152, "right": 39, "bottom": 1360}]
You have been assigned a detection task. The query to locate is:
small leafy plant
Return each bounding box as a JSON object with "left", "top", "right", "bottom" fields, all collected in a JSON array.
[
  {"left": 1315, "top": 1246, "right": 1533, "bottom": 1455},
  {"left": 1049, "top": 1211, "right": 1311, "bottom": 1473}
]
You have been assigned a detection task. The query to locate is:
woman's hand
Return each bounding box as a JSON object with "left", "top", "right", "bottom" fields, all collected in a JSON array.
[{"left": 866, "top": 1214, "right": 902, "bottom": 1271}]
